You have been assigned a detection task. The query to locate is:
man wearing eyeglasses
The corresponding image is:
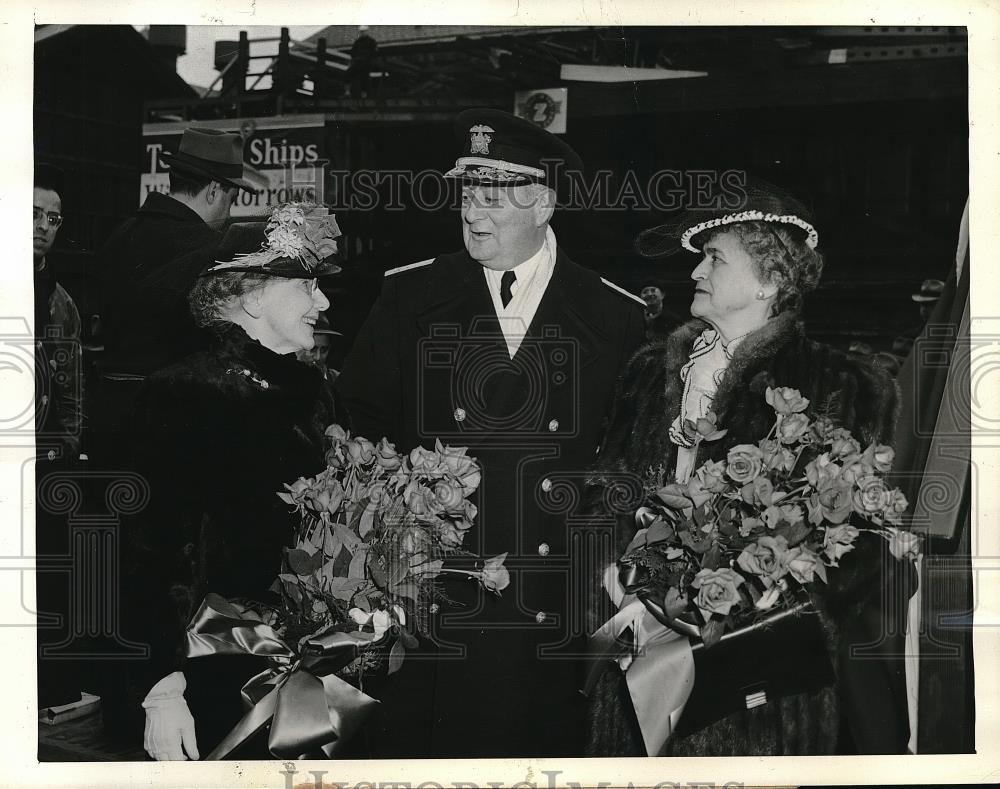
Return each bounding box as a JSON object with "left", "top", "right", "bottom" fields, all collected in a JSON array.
[{"left": 33, "top": 163, "right": 82, "bottom": 462}]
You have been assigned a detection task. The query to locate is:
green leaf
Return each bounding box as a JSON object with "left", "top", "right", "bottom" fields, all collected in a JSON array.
[
  {"left": 348, "top": 547, "right": 369, "bottom": 580},
  {"left": 327, "top": 577, "right": 367, "bottom": 601},
  {"left": 387, "top": 640, "right": 406, "bottom": 675},
  {"left": 700, "top": 618, "right": 725, "bottom": 649},
  {"left": 399, "top": 628, "right": 419, "bottom": 649},
  {"left": 701, "top": 543, "right": 721, "bottom": 570},
  {"left": 287, "top": 548, "right": 323, "bottom": 576},
  {"left": 335, "top": 523, "right": 363, "bottom": 554},
  {"left": 692, "top": 505, "right": 707, "bottom": 528},
  {"left": 359, "top": 505, "right": 376, "bottom": 538},
  {"left": 354, "top": 594, "right": 372, "bottom": 613},
  {"left": 367, "top": 553, "right": 388, "bottom": 588},
  {"left": 388, "top": 556, "right": 410, "bottom": 586},
  {"left": 276, "top": 492, "right": 295, "bottom": 505},
  {"left": 772, "top": 520, "right": 812, "bottom": 547},
  {"left": 411, "top": 559, "right": 444, "bottom": 578},
  {"left": 391, "top": 582, "right": 420, "bottom": 602},
  {"left": 678, "top": 527, "right": 713, "bottom": 554},
  {"left": 348, "top": 497, "right": 372, "bottom": 532},
  {"left": 645, "top": 519, "right": 675, "bottom": 545}
]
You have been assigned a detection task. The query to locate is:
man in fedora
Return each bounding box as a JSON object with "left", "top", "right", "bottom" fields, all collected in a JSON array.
[
  {"left": 337, "top": 108, "right": 644, "bottom": 758},
  {"left": 93, "top": 127, "right": 254, "bottom": 469}
]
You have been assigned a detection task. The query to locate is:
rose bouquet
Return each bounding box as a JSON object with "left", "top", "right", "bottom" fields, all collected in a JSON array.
[
  {"left": 272, "top": 425, "right": 508, "bottom": 675},
  {"left": 617, "top": 386, "right": 920, "bottom": 648}
]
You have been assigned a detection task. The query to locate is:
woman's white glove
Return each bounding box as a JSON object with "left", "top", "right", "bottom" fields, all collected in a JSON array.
[{"left": 141, "top": 671, "right": 200, "bottom": 761}]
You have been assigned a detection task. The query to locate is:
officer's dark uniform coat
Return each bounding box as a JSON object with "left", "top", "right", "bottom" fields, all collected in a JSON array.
[{"left": 337, "top": 243, "right": 644, "bottom": 758}]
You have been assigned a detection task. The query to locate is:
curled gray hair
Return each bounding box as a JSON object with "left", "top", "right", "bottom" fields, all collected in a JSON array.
[{"left": 188, "top": 271, "right": 269, "bottom": 331}]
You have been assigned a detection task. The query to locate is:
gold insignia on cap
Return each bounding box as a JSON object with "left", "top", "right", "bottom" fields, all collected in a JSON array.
[{"left": 469, "top": 125, "right": 495, "bottom": 155}]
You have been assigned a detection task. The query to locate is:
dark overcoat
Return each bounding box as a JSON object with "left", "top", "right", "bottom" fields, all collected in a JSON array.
[
  {"left": 336, "top": 245, "right": 645, "bottom": 758},
  {"left": 100, "top": 191, "right": 222, "bottom": 376},
  {"left": 94, "top": 193, "right": 221, "bottom": 467},
  {"left": 585, "top": 312, "right": 916, "bottom": 756},
  {"left": 104, "top": 325, "right": 335, "bottom": 753}
]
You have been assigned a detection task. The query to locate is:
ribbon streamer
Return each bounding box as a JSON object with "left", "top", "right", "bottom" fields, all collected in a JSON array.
[
  {"left": 585, "top": 565, "right": 696, "bottom": 756},
  {"left": 185, "top": 593, "right": 380, "bottom": 760}
]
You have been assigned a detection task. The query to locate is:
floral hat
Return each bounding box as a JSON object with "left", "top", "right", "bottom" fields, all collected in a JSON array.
[
  {"left": 202, "top": 202, "right": 342, "bottom": 277},
  {"left": 636, "top": 176, "right": 819, "bottom": 258}
]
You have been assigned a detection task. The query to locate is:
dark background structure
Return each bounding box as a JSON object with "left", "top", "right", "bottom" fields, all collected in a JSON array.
[{"left": 34, "top": 24, "right": 971, "bottom": 758}]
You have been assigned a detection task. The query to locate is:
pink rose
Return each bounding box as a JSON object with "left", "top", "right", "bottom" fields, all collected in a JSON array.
[
  {"left": 691, "top": 567, "right": 745, "bottom": 619},
  {"left": 726, "top": 444, "right": 764, "bottom": 484},
  {"left": 741, "top": 476, "right": 774, "bottom": 507},
  {"left": 777, "top": 412, "right": 811, "bottom": 445},
  {"left": 695, "top": 459, "right": 729, "bottom": 494},
  {"left": 312, "top": 480, "right": 345, "bottom": 515},
  {"left": 863, "top": 443, "right": 895, "bottom": 473},
  {"left": 409, "top": 445, "right": 443, "bottom": 474},
  {"left": 325, "top": 423, "right": 349, "bottom": 443},
  {"left": 403, "top": 481, "right": 440, "bottom": 517},
  {"left": 786, "top": 545, "right": 828, "bottom": 584},
  {"left": 481, "top": 553, "right": 510, "bottom": 593},
  {"left": 829, "top": 430, "right": 861, "bottom": 461},
  {"left": 852, "top": 476, "right": 891, "bottom": 517},
  {"left": 438, "top": 522, "right": 464, "bottom": 548},
  {"left": 805, "top": 453, "right": 841, "bottom": 488},
  {"left": 886, "top": 527, "right": 921, "bottom": 562},
  {"left": 432, "top": 479, "right": 466, "bottom": 516},
  {"left": 400, "top": 526, "right": 431, "bottom": 557},
  {"left": 840, "top": 458, "right": 875, "bottom": 486},
  {"left": 765, "top": 386, "right": 810, "bottom": 415},
  {"left": 685, "top": 476, "right": 714, "bottom": 508},
  {"left": 882, "top": 489, "right": 908, "bottom": 524},
  {"left": 375, "top": 438, "right": 402, "bottom": 470},
  {"left": 738, "top": 516, "right": 764, "bottom": 537},
  {"left": 823, "top": 523, "right": 859, "bottom": 565},
  {"left": 285, "top": 477, "right": 311, "bottom": 500},
  {"left": 737, "top": 535, "right": 791, "bottom": 583},
  {"left": 760, "top": 439, "right": 796, "bottom": 473},
  {"left": 346, "top": 437, "right": 376, "bottom": 465},
  {"left": 817, "top": 478, "right": 854, "bottom": 524},
  {"left": 809, "top": 415, "right": 836, "bottom": 443},
  {"left": 437, "top": 442, "right": 482, "bottom": 491}
]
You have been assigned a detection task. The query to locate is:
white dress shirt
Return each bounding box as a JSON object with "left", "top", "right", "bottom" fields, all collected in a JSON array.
[{"left": 482, "top": 226, "right": 557, "bottom": 358}]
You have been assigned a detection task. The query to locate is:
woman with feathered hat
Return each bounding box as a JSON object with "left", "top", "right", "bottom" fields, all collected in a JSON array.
[
  {"left": 105, "top": 203, "right": 343, "bottom": 760},
  {"left": 584, "top": 179, "right": 916, "bottom": 756}
]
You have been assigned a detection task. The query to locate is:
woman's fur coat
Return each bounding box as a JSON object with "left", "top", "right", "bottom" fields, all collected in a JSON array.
[{"left": 585, "top": 312, "right": 913, "bottom": 756}]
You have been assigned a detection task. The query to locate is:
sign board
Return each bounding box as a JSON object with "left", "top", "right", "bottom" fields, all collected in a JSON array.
[
  {"left": 513, "top": 87, "right": 568, "bottom": 134},
  {"left": 140, "top": 114, "right": 326, "bottom": 217}
]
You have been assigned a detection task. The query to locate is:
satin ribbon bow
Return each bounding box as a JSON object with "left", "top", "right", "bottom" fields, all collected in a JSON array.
[
  {"left": 185, "top": 593, "right": 380, "bottom": 760},
  {"left": 584, "top": 526, "right": 698, "bottom": 756}
]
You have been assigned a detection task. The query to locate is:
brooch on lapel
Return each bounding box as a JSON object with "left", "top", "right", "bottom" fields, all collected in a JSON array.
[{"left": 225, "top": 367, "right": 270, "bottom": 390}]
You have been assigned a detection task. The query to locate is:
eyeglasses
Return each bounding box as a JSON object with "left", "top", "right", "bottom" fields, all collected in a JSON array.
[{"left": 33, "top": 207, "right": 63, "bottom": 228}]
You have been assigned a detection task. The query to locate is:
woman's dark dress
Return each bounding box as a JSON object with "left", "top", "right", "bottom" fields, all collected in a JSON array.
[
  {"left": 104, "top": 325, "right": 336, "bottom": 755},
  {"left": 585, "top": 313, "right": 916, "bottom": 756}
]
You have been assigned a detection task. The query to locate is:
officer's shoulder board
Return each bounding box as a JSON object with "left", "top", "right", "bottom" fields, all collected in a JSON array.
[
  {"left": 384, "top": 258, "right": 434, "bottom": 278},
  {"left": 600, "top": 277, "right": 646, "bottom": 308}
]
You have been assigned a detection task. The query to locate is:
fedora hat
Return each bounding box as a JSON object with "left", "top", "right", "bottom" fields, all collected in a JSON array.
[{"left": 159, "top": 127, "right": 255, "bottom": 192}]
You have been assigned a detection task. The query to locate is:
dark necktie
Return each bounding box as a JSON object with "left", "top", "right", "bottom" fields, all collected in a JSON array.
[{"left": 500, "top": 270, "right": 517, "bottom": 308}]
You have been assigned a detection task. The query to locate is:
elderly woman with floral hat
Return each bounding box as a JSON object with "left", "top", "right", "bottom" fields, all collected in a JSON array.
[
  {"left": 106, "top": 203, "right": 343, "bottom": 760},
  {"left": 585, "top": 180, "right": 916, "bottom": 757}
]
